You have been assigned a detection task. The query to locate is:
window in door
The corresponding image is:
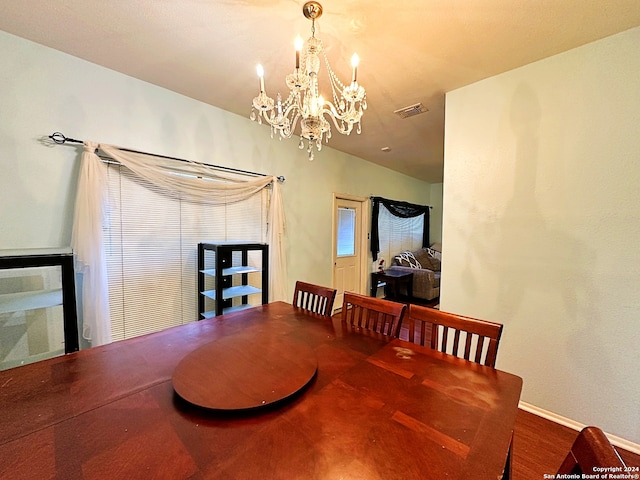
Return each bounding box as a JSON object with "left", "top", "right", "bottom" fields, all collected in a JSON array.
[
  {"left": 336, "top": 207, "right": 356, "bottom": 257},
  {"left": 333, "top": 197, "right": 364, "bottom": 312}
]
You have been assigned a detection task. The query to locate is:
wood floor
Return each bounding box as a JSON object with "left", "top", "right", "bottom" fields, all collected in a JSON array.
[{"left": 513, "top": 409, "right": 640, "bottom": 477}]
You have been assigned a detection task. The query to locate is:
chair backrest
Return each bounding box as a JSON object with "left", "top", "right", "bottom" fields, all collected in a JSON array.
[
  {"left": 557, "top": 426, "right": 626, "bottom": 474},
  {"left": 407, "top": 304, "right": 503, "bottom": 367},
  {"left": 341, "top": 292, "right": 406, "bottom": 337},
  {"left": 292, "top": 281, "right": 337, "bottom": 318}
]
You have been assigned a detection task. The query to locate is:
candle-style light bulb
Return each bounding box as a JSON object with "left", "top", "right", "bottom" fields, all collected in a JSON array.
[
  {"left": 350, "top": 53, "right": 359, "bottom": 83},
  {"left": 294, "top": 35, "right": 303, "bottom": 69},
  {"left": 256, "top": 64, "right": 265, "bottom": 92}
]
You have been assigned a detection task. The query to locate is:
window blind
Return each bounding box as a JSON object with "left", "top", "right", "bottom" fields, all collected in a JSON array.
[
  {"left": 377, "top": 204, "right": 424, "bottom": 265},
  {"left": 104, "top": 163, "right": 267, "bottom": 341},
  {"left": 336, "top": 207, "right": 356, "bottom": 257}
]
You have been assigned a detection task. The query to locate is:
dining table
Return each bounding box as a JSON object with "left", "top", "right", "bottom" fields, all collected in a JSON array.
[{"left": 0, "top": 301, "right": 523, "bottom": 479}]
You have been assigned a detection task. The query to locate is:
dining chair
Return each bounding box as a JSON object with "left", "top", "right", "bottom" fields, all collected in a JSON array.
[
  {"left": 341, "top": 292, "right": 406, "bottom": 337},
  {"left": 292, "top": 281, "right": 337, "bottom": 318},
  {"left": 557, "top": 426, "right": 626, "bottom": 474},
  {"left": 406, "top": 304, "right": 503, "bottom": 367}
]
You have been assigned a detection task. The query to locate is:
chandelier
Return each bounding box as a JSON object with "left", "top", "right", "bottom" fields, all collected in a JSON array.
[{"left": 250, "top": 1, "right": 366, "bottom": 160}]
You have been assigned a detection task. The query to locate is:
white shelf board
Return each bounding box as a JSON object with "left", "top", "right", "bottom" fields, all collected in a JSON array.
[
  {"left": 201, "top": 285, "right": 262, "bottom": 301},
  {"left": 0, "top": 348, "right": 65, "bottom": 371},
  {"left": 201, "top": 290, "right": 217, "bottom": 300},
  {"left": 223, "top": 266, "right": 261, "bottom": 275},
  {"left": 200, "top": 266, "right": 262, "bottom": 276},
  {"left": 0, "top": 289, "right": 62, "bottom": 314},
  {"left": 222, "top": 285, "right": 261, "bottom": 299}
]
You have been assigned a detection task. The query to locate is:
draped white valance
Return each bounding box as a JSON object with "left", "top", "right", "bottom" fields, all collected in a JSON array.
[{"left": 72, "top": 142, "right": 287, "bottom": 346}]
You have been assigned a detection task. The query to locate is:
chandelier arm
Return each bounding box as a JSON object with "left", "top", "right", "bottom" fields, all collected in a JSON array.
[
  {"left": 274, "top": 110, "right": 301, "bottom": 139},
  {"left": 285, "top": 113, "right": 302, "bottom": 138},
  {"left": 259, "top": 111, "right": 281, "bottom": 128},
  {"left": 320, "top": 108, "right": 354, "bottom": 135},
  {"left": 320, "top": 100, "right": 355, "bottom": 122},
  {"left": 282, "top": 103, "right": 299, "bottom": 120}
]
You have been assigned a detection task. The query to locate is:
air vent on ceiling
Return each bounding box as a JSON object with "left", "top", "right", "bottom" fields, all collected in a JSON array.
[{"left": 393, "top": 102, "right": 429, "bottom": 119}]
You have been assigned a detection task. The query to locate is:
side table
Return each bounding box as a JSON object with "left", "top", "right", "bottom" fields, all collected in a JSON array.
[{"left": 370, "top": 269, "right": 414, "bottom": 301}]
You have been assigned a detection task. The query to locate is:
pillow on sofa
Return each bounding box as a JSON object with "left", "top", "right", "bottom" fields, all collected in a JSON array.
[
  {"left": 413, "top": 247, "right": 441, "bottom": 272},
  {"left": 428, "top": 243, "right": 442, "bottom": 260},
  {"left": 422, "top": 255, "right": 441, "bottom": 272},
  {"left": 395, "top": 250, "right": 422, "bottom": 269},
  {"left": 413, "top": 248, "right": 432, "bottom": 267}
]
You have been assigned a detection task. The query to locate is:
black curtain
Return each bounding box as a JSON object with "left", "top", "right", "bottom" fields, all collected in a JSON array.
[{"left": 370, "top": 196, "right": 430, "bottom": 261}]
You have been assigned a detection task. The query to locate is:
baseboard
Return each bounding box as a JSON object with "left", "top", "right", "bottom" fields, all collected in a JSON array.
[{"left": 519, "top": 401, "right": 640, "bottom": 455}]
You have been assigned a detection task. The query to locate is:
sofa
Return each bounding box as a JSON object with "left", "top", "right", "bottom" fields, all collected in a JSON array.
[{"left": 388, "top": 246, "right": 441, "bottom": 301}]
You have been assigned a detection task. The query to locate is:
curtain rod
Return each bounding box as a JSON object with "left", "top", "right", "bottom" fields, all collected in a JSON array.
[
  {"left": 370, "top": 195, "right": 432, "bottom": 209},
  {"left": 49, "top": 132, "right": 285, "bottom": 183}
]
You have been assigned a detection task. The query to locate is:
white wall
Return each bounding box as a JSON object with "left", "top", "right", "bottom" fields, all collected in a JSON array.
[
  {"left": 442, "top": 27, "right": 640, "bottom": 444},
  {"left": 0, "top": 31, "right": 433, "bottom": 297}
]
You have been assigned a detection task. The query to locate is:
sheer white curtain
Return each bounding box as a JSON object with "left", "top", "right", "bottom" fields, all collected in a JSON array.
[
  {"left": 72, "top": 142, "right": 287, "bottom": 346},
  {"left": 72, "top": 143, "right": 111, "bottom": 345}
]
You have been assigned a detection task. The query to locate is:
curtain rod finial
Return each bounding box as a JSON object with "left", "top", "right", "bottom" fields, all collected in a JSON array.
[
  {"left": 49, "top": 132, "right": 67, "bottom": 144},
  {"left": 49, "top": 132, "right": 83, "bottom": 144}
]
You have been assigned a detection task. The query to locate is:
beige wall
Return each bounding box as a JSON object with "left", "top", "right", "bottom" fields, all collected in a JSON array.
[
  {"left": 0, "top": 31, "right": 433, "bottom": 299},
  {"left": 429, "top": 183, "right": 443, "bottom": 244},
  {"left": 442, "top": 27, "right": 640, "bottom": 444}
]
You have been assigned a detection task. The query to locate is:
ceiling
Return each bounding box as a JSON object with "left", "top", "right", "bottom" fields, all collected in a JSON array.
[{"left": 1, "top": 1, "right": 640, "bottom": 183}]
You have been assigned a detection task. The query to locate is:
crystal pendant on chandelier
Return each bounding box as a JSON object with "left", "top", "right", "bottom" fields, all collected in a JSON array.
[{"left": 250, "top": 1, "right": 366, "bottom": 160}]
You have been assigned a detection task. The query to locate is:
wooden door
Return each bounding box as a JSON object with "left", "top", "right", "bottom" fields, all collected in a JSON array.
[{"left": 332, "top": 196, "right": 365, "bottom": 312}]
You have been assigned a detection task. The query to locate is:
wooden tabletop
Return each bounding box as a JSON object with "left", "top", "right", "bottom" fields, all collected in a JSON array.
[
  {"left": 0, "top": 301, "right": 522, "bottom": 479},
  {"left": 172, "top": 330, "right": 318, "bottom": 410}
]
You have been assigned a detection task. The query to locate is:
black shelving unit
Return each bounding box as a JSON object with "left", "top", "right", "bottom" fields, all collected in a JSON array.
[{"left": 197, "top": 242, "right": 268, "bottom": 318}]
